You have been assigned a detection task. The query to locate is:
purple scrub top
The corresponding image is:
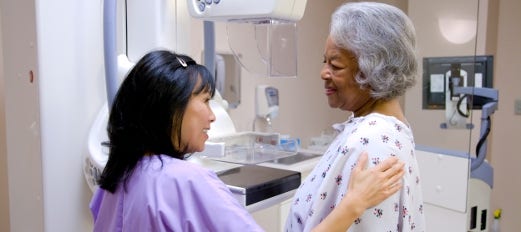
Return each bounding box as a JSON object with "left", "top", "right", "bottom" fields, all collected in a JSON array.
[{"left": 90, "top": 154, "right": 264, "bottom": 232}]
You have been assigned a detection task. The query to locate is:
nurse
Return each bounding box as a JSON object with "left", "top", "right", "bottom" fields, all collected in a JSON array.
[{"left": 90, "top": 50, "right": 404, "bottom": 231}]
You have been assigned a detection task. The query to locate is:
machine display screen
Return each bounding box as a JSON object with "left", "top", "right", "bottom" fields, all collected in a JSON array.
[{"left": 422, "top": 55, "right": 493, "bottom": 110}]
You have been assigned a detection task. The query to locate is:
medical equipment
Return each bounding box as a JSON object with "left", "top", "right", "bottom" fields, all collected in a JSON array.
[
  {"left": 188, "top": 0, "right": 307, "bottom": 78},
  {"left": 219, "top": 165, "right": 300, "bottom": 209},
  {"left": 187, "top": 0, "right": 306, "bottom": 22},
  {"left": 422, "top": 55, "right": 494, "bottom": 110},
  {"left": 194, "top": 131, "right": 296, "bottom": 163},
  {"left": 421, "top": 55, "right": 495, "bottom": 130},
  {"left": 84, "top": 0, "right": 308, "bottom": 213},
  {"left": 255, "top": 85, "right": 280, "bottom": 125},
  {"left": 444, "top": 64, "right": 470, "bottom": 128},
  {"left": 416, "top": 86, "right": 498, "bottom": 231}
]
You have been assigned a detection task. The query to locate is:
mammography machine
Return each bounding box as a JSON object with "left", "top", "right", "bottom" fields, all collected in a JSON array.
[
  {"left": 416, "top": 86, "right": 498, "bottom": 231},
  {"left": 83, "top": 0, "right": 311, "bottom": 217}
]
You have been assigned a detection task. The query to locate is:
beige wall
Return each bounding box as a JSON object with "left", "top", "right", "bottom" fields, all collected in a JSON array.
[
  {"left": 0, "top": 0, "right": 45, "bottom": 230},
  {"left": 406, "top": 0, "right": 481, "bottom": 152},
  {"left": 0, "top": 9, "right": 9, "bottom": 232},
  {"left": 489, "top": 0, "right": 521, "bottom": 230}
]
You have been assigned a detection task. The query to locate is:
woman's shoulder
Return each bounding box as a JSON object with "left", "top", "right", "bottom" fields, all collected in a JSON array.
[
  {"left": 132, "top": 155, "right": 229, "bottom": 202},
  {"left": 343, "top": 113, "right": 414, "bottom": 153},
  {"left": 353, "top": 113, "right": 410, "bottom": 134},
  {"left": 138, "top": 155, "right": 218, "bottom": 183}
]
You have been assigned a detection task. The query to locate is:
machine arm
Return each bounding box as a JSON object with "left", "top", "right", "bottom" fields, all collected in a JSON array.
[{"left": 453, "top": 87, "right": 498, "bottom": 171}]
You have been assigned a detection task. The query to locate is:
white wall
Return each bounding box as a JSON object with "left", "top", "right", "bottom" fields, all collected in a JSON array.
[
  {"left": 35, "top": 0, "right": 106, "bottom": 231},
  {"left": 1, "top": 0, "right": 105, "bottom": 231}
]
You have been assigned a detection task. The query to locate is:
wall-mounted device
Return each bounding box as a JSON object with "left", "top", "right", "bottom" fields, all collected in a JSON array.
[
  {"left": 256, "top": 85, "right": 279, "bottom": 122},
  {"left": 422, "top": 55, "right": 494, "bottom": 110},
  {"left": 214, "top": 53, "right": 241, "bottom": 109}
]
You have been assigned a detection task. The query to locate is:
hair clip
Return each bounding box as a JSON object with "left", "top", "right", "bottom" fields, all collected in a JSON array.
[{"left": 177, "top": 57, "right": 187, "bottom": 68}]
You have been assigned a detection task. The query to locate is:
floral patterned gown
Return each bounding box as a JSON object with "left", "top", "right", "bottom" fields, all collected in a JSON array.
[{"left": 285, "top": 113, "right": 425, "bottom": 232}]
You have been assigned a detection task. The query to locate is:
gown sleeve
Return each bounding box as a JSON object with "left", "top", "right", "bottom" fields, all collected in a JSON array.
[
  {"left": 288, "top": 115, "right": 424, "bottom": 232},
  {"left": 339, "top": 117, "right": 425, "bottom": 231}
]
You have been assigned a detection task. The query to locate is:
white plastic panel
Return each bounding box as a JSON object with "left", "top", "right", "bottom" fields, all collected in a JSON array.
[
  {"left": 187, "top": 0, "right": 307, "bottom": 22},
  {"left": 416, "top": 149, "right": 470, "bottom": 212},
  {"left": 127, "top": 0, "right": 191, "bottom": 62},
  {"left": 423, "top": 203, "right": 468, "bottom": 231},
  {"left": 467, "top": 178, "right": 492, "bottom": 231}
]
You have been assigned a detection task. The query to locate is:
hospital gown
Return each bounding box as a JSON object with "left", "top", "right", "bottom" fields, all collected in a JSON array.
[
  {"left": 285, "top": 113, "right": 425, "bottom": 232},
  {"left": 90, "top": 154, "right": 263, "bottom": 232}
]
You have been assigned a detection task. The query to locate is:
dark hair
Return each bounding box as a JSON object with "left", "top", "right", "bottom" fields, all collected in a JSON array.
[{"left": 98, "top": 50, "right": 215, "bottom": 193}]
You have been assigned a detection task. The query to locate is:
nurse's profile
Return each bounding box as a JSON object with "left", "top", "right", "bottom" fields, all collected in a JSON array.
[{"left": 89, "top": 50, "right": 404, "bottom": 231}]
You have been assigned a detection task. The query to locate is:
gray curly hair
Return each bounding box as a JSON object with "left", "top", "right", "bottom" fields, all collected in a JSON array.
[{"left": 330, "top": 2, "right": 418, "bottom": 100}]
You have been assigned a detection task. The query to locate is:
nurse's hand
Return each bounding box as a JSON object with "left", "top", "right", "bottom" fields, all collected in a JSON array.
[{"left": 347, "top": 151, "right": 405, "bottom": 211}]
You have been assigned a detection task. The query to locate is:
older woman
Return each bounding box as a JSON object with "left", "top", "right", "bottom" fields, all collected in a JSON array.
[{"left": 287, "top": 2, "right": 425, "bottom": 232}]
